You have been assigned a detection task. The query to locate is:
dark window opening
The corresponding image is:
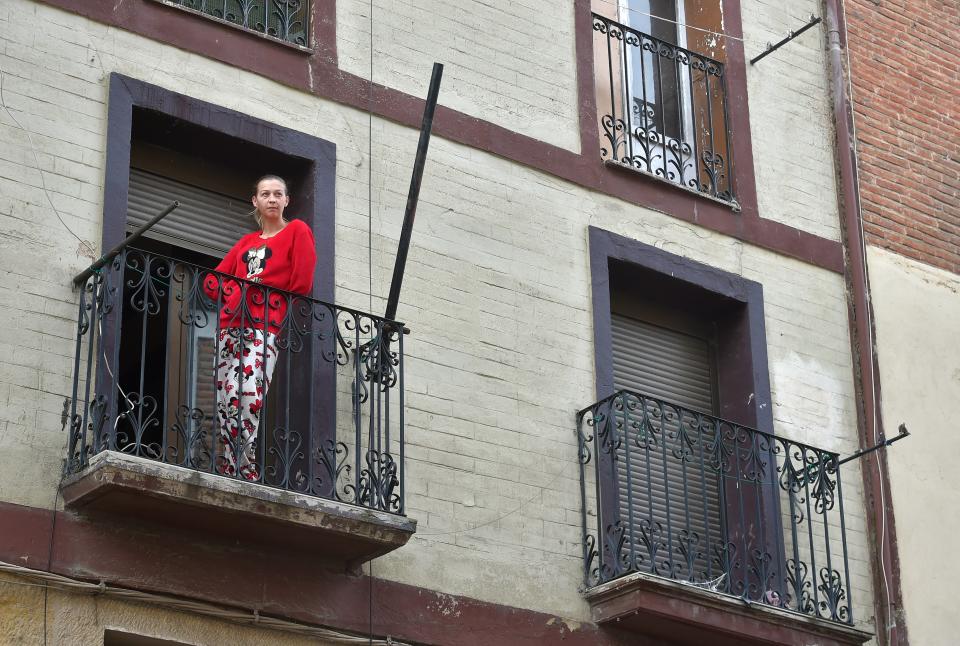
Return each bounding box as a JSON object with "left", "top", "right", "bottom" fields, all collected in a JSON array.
[{"left": 104, "top": 630, "right": 190, "bottom": 646}]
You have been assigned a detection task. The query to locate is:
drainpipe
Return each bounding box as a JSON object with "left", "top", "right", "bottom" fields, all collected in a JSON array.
[{"left": 822, "top": 1, "right": 907, "bottom": 644}]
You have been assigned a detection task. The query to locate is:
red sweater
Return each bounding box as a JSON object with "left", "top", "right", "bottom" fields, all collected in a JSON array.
[{"left": 204, "top": 218, "right": 317, "bottom": 334}]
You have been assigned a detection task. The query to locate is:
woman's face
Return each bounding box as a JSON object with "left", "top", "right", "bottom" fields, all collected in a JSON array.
[{"left": 252, "top": 179, "right": 290, "bottom": 225}]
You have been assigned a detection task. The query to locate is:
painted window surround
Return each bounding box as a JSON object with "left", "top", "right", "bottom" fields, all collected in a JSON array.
[
  {"left": 588, "top": 225, "right": 773, "bottom": 433},
  {"left": 39, "top": 0, "right": 842, "bottom": 273}
]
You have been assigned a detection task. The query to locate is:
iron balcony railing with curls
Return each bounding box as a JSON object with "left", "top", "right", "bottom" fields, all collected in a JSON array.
[
  {"left": 157, "top": 0, "right": 311, "bottom": 47},
  {"left": 592, "top": 12, "right": 736, "bottom": 205},
  {"left": 577, "top": 389, "right": 854, "bottom": 625},
  {"left": 66, "top": 246, "right": 405, "bottom": 515}
]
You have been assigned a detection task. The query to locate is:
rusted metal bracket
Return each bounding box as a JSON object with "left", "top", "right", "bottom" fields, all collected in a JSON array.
[
  {"left": 750, "top": 15, "right": 822, "bottom": 65},
  {"left": 838, "top": 423, "right": 910, "bottom": 466}
]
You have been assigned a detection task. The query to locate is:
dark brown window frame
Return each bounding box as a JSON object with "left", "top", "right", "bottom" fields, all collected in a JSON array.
[{"left": 587, "top": 225, "right": 782, "bottom": 605}]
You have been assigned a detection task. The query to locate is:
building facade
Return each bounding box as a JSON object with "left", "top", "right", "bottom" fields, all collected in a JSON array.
[
  {"left": 0, "top": 0, "right": 946, "bottom": 643},
  {"left": 843, "top": 1, "right": 959, "bottom": 645}
]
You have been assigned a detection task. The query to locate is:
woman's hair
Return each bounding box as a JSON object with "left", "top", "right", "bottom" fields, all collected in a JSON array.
[{"left": 250, "top": 174, "right": 289, "bottom": 229}]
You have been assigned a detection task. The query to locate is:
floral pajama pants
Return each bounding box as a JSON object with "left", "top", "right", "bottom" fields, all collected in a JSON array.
[{"left": 215, "top": 327, "right": 277, "bottom": 481}]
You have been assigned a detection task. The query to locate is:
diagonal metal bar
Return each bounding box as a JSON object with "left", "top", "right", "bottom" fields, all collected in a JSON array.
[
  {"left": 838, "top": 423, "right": 910, "bottom": 466},
  {"left": 72, "top": 201, "right": 180, "bottom": 287},
  {"left": 750, "top": 15, "right": 822, "bottom": 65},
  {"left": 384, "top": 63, "right": 443, "bottom": 322}
]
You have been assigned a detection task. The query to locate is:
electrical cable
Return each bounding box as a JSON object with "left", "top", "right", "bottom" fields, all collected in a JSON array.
[
  {"left": 835, "top": 1, "right": 895, "bottom": 640},
  {"left": 416, "top": 463, "right": 570, "bottom": 537},
  {"left": 367, "top": 1, "right": 376, "bottom": 644},
  {"left": 592, "top": 0, "right": 821, "bottom": 48},
  {"left": 0, "top": 70, "right": 93, "bottom": 254},
  {"left": 368, "top": 0, "right": 375, "bottom": 316}
]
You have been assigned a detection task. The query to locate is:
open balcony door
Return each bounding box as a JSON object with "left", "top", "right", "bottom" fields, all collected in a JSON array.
[
  {"left": 114, "top": 169, "right": 247, "bottom": 465},
  {"left": 120, "top": 169, "right": 317, "bottom": 488}
]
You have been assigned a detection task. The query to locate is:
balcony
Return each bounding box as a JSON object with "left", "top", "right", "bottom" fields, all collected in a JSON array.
[
  {"left": 64, "top": 247, "right": 414, "bottom": 565},
  {"left": 577, "top": 390, "right": 871, "bottom": 645},
  {"left": 154, "top": 0, "right": 311, "bottom": 48},
  {"left": 592, "top": 13, "right": 736, "bottom": 206}
]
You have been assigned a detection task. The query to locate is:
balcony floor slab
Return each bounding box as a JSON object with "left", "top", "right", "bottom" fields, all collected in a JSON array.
[
  {"left": 62, "top": 451, "right": 416, "bottom": 566},
  {"left": 585, "top": 571, "right": 872, "bottom": 646}
]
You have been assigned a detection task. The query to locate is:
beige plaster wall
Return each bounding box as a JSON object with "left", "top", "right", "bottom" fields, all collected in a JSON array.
[
  {"left": 0, "top": 0, "right": 872, "bottom": 631},
  {"left": 742, "top": 0, "right": 842, "bottom": 242},
  {"left": 0, "top": 572, "right": 335, "bottom": 645},
  {"left": 867, "top": 246, "right": 960, "bottom": 646},
  {"left": 336, "top": 0, "right": 581, "bottom": 152}
]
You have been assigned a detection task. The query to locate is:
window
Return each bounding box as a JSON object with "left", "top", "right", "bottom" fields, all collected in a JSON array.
[
  {"left": 580, "top": 229, "right": 859, "bottom": 630},
  {"left": 583, "top": 227, "right": 782, "bottom": 594},
  {"left": 592, "top": 1, "right": 735, "bottom": 203},
  {"left": 67, "top": 77, "right": 410, "bottom": 524},
  {"left": 104, "top": 630, "right": 190, "bottom": 646},
  {"left": 157, "top": 0, "right": 312, "bottom": 48}
]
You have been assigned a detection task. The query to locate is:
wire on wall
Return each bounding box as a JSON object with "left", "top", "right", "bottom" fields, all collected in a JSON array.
[
  {"left": 367, "top": 1, "right": 376, "bottom": 644},
  {"left": 593, "top": 0, "right": 825, "bottom": 51},
  {"left": 836, "top": 0, "right": 896, "bottom": 639},
  {"left": 0, "top": 71, "right": 93, "bottom": 256},
  {"left": 0, "top": 561, "right": 411, "bottom": 646}
]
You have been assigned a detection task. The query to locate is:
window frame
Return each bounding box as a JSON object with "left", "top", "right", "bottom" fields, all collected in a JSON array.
[{"left": 148, "top": 0, "right": 315, "bottom": 52}]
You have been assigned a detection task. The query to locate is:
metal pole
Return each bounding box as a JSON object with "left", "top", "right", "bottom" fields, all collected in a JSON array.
[
  {"left": 384, "top": 63, "right": 443, "bottom": 322},
  {"left": 72, "top": 201, "right": 180, "bottom": 286},
  {"left": 750, "top": 16, "right": 822, "bottom": 65}
]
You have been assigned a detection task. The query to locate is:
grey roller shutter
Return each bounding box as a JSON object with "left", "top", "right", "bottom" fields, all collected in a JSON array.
[
  {"left": 127, "top": 168, "right": 254, "bottom": 256},
  {"left": 610, "top": 313, "right": 724, "bottom": 582}
]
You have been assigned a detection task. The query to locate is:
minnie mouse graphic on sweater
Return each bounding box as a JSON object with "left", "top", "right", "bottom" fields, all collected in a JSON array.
[
  {"left": 242, "top": 244, "right": 272, "bottom": 282},
  {"left": 203, "top": 175, "right": 317, "bottom": 481}
]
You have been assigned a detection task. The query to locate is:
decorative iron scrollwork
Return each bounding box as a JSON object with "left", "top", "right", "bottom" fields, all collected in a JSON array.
[
  {"left": 578, "top": 387, "right": 854, "bottom": 626},
  {"left": 818, "top": 567, "right": 849, "bottom": 622},
  {"left": 592, "top": 12, "right": 735, "bottom": 203},
  {"left": 65, "top": 246, "right": 407, "bottom": 518},
  {"left": 357, "top": 449, "right": 400, "bottom": 513},
  {"left": 170, "top": 0, "right": 309, "bottom": 47}
]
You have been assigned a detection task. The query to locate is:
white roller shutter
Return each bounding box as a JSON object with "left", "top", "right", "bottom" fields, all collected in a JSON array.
[
  {"left": 611, "top": 313, "right": 724, "bottom": 581},
  {"left": 127, "top": 168, "right": 255, "bottom": 256}
]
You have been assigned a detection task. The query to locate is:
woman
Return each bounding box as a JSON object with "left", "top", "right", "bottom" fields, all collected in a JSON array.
[{"left": 204, "top": 175, "right": 317, "bottom": 481}]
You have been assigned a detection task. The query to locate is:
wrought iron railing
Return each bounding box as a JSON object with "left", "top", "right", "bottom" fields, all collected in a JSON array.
[
  {"left": 67, "top": 247, "right": 405, "bottom": 514},
  {"left": 592, "top": 13, "right": 735, "bottom": 203},
  {"left": 577, "top": 390, "right": 853, "bottom": 624},
  {"left": 159, "top": 0, "right": 311, "bottom": 47}
]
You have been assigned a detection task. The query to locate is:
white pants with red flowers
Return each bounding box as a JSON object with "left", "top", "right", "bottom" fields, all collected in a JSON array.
[{"left": 215, "top": 327, "right": 277, "bottom": 480}]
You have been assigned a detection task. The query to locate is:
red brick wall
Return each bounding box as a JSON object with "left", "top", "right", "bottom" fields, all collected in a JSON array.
[{"left": 845, "top": 0, "right": 960, "bottom": 274}]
